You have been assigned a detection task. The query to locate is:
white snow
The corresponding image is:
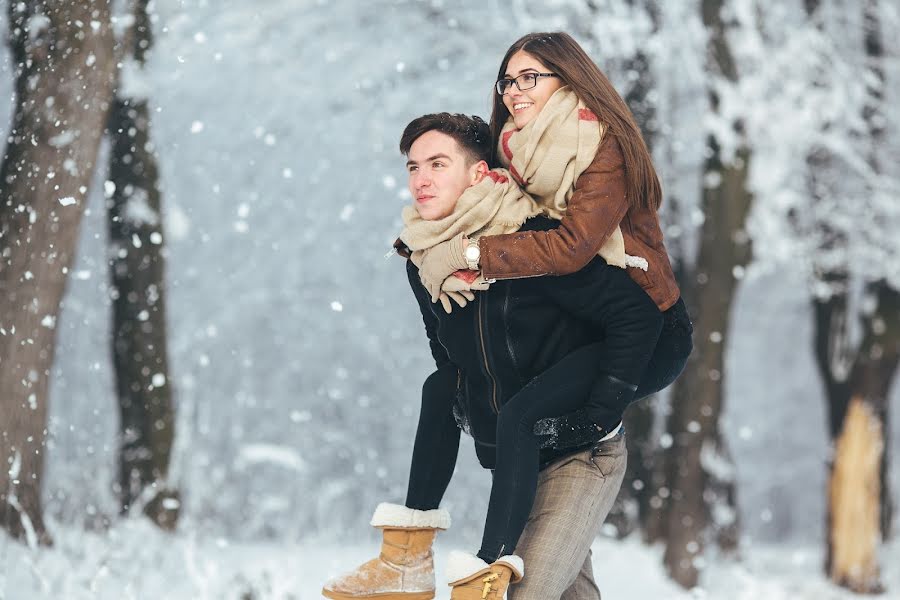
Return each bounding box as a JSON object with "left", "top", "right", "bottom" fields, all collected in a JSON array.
[
  {"left": 5, "top": 522, "right": 900, "bottom": 599},
  {"left": 235, "top": 444, "right": 306, "bottom": 473}
]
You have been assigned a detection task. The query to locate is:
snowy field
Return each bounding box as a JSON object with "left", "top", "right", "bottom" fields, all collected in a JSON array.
[{"left": 4, "top": 520, "right": 900, "bottom": 599}]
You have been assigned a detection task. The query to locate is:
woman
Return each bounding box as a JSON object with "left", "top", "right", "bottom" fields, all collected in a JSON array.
[
  {"left": 414, "top": 32, "right": 692, "bottom": 600},
  {"left": 324, "top": 32, "right": 692, "bottom": 600}
]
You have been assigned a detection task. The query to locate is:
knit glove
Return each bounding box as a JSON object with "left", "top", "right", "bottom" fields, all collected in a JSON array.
[
  {"left": 436, "top": 290, "right": 473, "bottom": 314},
  {"left": 418, "top": 233, "right": 469, "bottom": 304},
  {"left": 435, "top": 271, "right": 492, "bottom": 314}
]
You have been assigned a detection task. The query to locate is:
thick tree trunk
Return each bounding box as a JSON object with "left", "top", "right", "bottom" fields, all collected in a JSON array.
[
  {"left": 0, "top": 0, "right": 116, "bottom": 545},
  {"left": 807, "top": 0, "right": 896, "bottom": 592},
  {"left": 107, "top": 0, "right": 178, "bottom": 530},
  {"left": 861, "top": 0, "right": 893, "bottom": 546},
  {"left": 817, "top": 283, "right": 898, "bottom": 594},
  {"left": 656, "top": 0, "right": 749, "bottom": 588}
]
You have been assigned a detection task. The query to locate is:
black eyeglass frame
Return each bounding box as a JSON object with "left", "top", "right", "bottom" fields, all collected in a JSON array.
[{"left": 495, "top": 72, "right": 558, "bottom": 95}]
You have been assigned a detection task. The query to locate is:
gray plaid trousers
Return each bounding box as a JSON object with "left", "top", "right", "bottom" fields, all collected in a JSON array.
[{"left": 508, "top": 432, "right": 627, "bottom": 600}]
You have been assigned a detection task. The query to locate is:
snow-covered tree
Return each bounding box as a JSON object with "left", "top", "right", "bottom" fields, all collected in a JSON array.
[
  {"left": 802, "top": 0, "right": 895, "bottom": 592},
  {"left": 0, "top": 0, "right": 116, "bottom": 545},
  {"left": 649, "top": 0, "right": 750, "bottom": 588},
  {"left": 106, "top": 0, "right": 179, "bottom": 530}
]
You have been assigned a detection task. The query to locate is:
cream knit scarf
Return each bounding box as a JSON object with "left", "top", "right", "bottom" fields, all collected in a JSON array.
[
  {"left": 498, "top": 86, "right": 646, "bottom": 270},
  {"left": 400, "top": 170, "right": 542, "bottom": 267}
]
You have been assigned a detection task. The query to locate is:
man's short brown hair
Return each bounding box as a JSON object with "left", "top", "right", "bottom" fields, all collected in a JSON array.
[{"left": 399, "top": 113, "right": 491, "bottom": 166}]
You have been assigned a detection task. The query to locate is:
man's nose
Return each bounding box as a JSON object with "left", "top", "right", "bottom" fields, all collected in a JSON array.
[{"left": 413, "top": 170, "right": 432, "bottom": 189}]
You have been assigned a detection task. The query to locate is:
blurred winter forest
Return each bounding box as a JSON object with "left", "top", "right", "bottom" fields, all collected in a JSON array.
[{"left": 1, "top": 0, "right": 900, "bottom": 597}]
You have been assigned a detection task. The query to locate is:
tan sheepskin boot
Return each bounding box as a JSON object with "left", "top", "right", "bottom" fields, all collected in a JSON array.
[
  {"left": 322, "top": 503, "right": 451, "bottom": 600},
  {"left": 446, "top": 551, "right": 524, "bottom": 600}
]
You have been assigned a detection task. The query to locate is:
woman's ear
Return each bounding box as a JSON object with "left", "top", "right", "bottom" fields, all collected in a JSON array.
[{"left": 470, "top": 160, "right": 490, "bottom": 184}]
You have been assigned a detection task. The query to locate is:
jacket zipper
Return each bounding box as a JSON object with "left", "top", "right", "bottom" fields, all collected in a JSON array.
[
  {"left": 477, "top": 289, "right": 500, "bottom": 415},
  {"left": 502, "top": 285, "right": 519, "bottom": 375}
]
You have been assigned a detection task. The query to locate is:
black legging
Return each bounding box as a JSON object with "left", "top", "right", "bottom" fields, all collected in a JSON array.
[
  {"left": 478, "top": 298, "right": 692, "bottom": 561},
  {"left": 406, "top": 299, "right": 693, "bottom": 561},
  {"left": 405, "top": 366, "right": 461, "bottom": 511}
]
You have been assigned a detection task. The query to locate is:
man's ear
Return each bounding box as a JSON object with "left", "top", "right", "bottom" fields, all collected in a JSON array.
[{"left": 470, "top": 160, "right": 489, "bottom": 185}]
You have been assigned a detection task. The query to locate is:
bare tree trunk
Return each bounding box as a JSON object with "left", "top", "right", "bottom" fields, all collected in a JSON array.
[
  {"left": 106, "top": 0, "right": 178, "bottom": 530},
  {"left": 817, "top": 282, "right": 898, "bottom": 593},
  {"left": 813, "top": 1, "right": 896, "bottom": 591},
  {"left": 861, "top": 0, "right": 894, "bottom": 546},
  {"left": 0, "top": 0, "right": 116, "bottom": 545},
  {"left": 654, "top": 0, "right": 749, "bottom": 587}
]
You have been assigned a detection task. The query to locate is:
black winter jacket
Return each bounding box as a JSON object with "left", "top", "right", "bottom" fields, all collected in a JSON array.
[{"left": 406, "top": 217, "right": 661, "bottom": 469}]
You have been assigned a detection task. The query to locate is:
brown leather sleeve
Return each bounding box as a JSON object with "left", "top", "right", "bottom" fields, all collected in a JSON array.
[{"left": 479, "top": 135, "right": 630, "bottom": 279}]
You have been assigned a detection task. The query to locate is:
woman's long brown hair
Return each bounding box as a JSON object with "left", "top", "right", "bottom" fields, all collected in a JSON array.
[{"left": 489, "top": 32, "right": 662, "bottom": 212}]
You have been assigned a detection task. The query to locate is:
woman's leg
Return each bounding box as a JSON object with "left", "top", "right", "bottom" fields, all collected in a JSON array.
[
  {"left": 634, "top": 297, "right": 694, "bottom": 400},
  {"left": 478, "top": 345, "right": 603, "bottom": 561},
  {"left": 509, "top": 434, "right": 627, "bottom": 600},
  {"left": 405, "top": 367, "right": 462, "bottom": 510}
]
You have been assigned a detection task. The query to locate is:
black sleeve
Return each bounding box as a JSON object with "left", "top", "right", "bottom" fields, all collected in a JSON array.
[
  {"left": 406, "top": 260, "right": 452, "bottom": 370},
  {"left": 543, "top": 258, "right": 663, "bottom": 385}
]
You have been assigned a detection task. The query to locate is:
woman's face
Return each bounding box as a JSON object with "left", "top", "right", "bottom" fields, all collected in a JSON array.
[{"left": 501, "top": 50, "right": 564, "bottom": 129}]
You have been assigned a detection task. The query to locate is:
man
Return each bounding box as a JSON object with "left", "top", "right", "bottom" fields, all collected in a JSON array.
[{"left": 323, "top": 114, "right": 646, "bottom": 600}]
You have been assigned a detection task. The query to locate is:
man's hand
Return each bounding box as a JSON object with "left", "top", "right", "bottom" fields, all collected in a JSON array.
[
  {"left": 443, "top": 271, "right": 492, "bottom": 292},
  {"left": 434, "top": 270, "right": 492, "bottom": 314},
  {"left": 418, "top": 233, "right": 469, "bottom": 303},
  {"left": 437, "top": 290, "right": 475, "bottom": 314}
]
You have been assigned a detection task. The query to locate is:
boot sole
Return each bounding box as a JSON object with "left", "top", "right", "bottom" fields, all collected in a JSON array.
[{"left": 321, "top": 589, "right": 434, "bottom": 600}]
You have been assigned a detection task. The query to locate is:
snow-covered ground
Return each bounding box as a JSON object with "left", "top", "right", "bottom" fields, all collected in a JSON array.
[{"left": 4, "top": 520, "right": 899, "bottom": 600}]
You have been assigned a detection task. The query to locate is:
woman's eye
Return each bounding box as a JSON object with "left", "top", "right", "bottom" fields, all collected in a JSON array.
[{"left": 522, "top": 74, "right": 536, "bottom": 84}]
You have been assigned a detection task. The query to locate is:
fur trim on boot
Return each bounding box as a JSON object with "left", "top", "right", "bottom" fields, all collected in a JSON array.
[
  {"left": 322, "top": 504, "right": 450, "bottom": 600},
  {"left": 446, "top": 551, "right": 524, "bottom": 600},
  {"left": 370, "top": 503, "right": 451, "bottom": 530}
]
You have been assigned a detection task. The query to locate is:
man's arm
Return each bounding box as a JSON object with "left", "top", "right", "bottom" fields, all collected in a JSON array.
[{"left": 406, "top": 260, "right": 452, "bottom": 369}]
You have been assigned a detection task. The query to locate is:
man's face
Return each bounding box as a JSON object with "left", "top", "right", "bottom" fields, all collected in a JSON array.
[{"left": 406, "top": 130, "right": 479, "bottom": 221}]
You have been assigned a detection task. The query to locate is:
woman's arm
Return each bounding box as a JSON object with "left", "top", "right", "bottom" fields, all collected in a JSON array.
[{"left": 478, "top": 135, "right": 629, "bottom": 279}]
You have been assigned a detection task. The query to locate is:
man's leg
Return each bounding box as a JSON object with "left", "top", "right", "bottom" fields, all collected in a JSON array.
[
  {"left": 563, "top": 550, "right": 600, "bottom": 600},
  {"left": 508, "top": 433, "right": 627, "bottom": 600}
]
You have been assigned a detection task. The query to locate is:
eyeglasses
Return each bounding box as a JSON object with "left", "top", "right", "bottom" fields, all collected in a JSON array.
[{"left": 496, "top": 72, "right": 558, "bottom": 95}]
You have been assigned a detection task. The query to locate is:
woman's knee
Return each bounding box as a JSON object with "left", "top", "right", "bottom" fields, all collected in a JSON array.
[{"left": 496, "top": 403, "right": 538, "bottom": 440}]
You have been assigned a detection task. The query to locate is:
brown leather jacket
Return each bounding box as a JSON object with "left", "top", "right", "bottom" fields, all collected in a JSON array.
[{"left": 478, "top": 135, "right": 680, "bottom": 311}]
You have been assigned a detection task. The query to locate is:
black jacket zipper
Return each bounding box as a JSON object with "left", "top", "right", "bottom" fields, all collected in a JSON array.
[{"left": 476, "top": 289, "right": 500, "bottom": 415}]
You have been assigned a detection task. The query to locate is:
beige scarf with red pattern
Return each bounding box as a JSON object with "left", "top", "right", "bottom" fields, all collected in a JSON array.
[
  {"left": 400, "top": 169, "right": 542, "bottom": 268},
  {"left": 499, "top": 86, "right": 646, "bottom": 270}
]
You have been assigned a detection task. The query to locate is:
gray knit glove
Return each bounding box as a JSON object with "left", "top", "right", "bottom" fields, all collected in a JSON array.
[{"left": 418, "top": 232, "right": 469, "bottom": 303}]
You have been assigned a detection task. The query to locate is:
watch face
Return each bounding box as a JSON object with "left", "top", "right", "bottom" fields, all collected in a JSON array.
[{"left": 466, "top": 246, "right": 479, "bottom": 260}]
